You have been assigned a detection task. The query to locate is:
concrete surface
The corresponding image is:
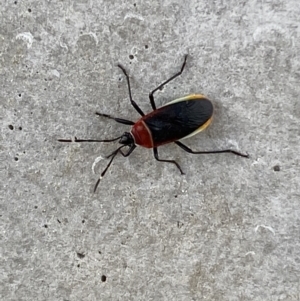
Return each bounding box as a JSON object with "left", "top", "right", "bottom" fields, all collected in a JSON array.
[{"left": 1, "top": 0, "right": 300, "bottom": 300}]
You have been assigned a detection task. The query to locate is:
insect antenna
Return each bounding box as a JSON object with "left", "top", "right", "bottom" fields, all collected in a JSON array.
[
  {"left": 58, "top": 136, "right": 123, "bottom": 143},
  {"left": 93, "top": 144, "right": 127, "bottom": 193}
]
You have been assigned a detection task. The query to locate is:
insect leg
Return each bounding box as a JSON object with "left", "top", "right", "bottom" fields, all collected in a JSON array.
[
  {"left": 96, "top": 112, "right": 135, "bottom": 125},
  {"left": 153, "top": 147, "right": 185, "bottom": 174},
  {"left": 149, "top": 54, "right": 188, "bottom": 110},
  {"left": 118, "top": 64, "right": 145, "bottom": 116},
  {"left": 106, "top": 145, "right": 136, "bottom": 158},
  {"left": 94, "top": 145, "right": 136, "bottom": 192},
  {"left": 120, "top": 145, "right": 136, "bottom": 157},
  {"left": 175, "top": 141, "right": 249, "bottom": 158}
]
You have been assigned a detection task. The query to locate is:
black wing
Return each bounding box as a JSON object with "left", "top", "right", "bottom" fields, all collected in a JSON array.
[{"left": 144, "top": 98, "right": 213, "bottom": 146}]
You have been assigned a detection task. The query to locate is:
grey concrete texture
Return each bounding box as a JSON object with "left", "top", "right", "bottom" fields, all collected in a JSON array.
[{"left": 1, "top": 0, "right": 300, "bottom": 300}]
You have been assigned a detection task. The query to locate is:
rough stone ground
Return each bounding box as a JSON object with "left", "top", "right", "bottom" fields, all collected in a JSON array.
[{"left": 1, "top": 0, "right": 300, "bottom": 300}]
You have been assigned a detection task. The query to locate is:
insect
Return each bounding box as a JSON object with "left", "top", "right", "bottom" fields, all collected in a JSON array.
[{"left": 58, "top": 55, "right": 248, "bottom": 192}]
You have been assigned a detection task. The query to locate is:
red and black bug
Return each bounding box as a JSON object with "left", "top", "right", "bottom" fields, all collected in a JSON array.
[{"left": 59, "top": 55, "right": 248, "bottom": 192}]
